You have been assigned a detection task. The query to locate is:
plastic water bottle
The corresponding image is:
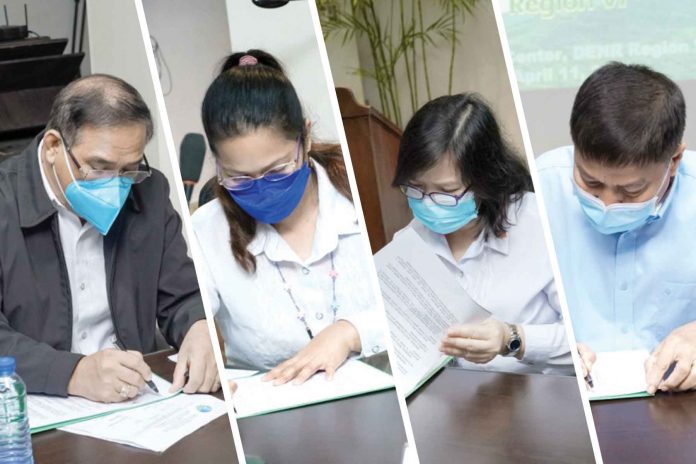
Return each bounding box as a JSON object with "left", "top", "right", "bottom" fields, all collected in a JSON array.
[{"left": 0, "top": 357, "right": 33, "bottom": 463}]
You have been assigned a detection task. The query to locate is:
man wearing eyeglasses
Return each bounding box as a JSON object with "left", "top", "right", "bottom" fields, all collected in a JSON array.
[
  {"left": 537, "top": 62, "right": 696, "bottom": 394},
  {"left": 0, "top": 74, "right": 219, "bottom": 402}
]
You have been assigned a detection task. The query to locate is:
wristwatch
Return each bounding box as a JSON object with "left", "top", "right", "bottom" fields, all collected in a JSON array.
[{"left": 503, "top": 323, "right": 522, "bottom": 357}]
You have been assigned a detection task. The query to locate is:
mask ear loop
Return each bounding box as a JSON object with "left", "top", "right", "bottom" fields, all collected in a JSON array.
[
  {"left": 50, "top": 139, "right": 80, "bottom": 208},
  {"left": 654, "top": 163, "right": 674, "bottom": 208}
]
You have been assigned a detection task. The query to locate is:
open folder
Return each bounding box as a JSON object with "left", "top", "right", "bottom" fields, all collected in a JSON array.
[
  {"left": 588, "top": 350, "right": 652, "bottom": 401},
  {"left": 373, "top": 228, "right": 491, "bottom": 397},
  {"left": 233, "top": 359, "right": 395, "bottom": 419}
]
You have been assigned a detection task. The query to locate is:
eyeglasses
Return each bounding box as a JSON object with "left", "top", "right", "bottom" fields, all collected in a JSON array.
[
  {"left": 61, "top": 134, "right": 152, "bottom": 184},
  {"left": 217, "top": 136, "right": 302, "bottom": 192},
  {"left": 399, "top": 184, "right": 472, "bottom": 207}
]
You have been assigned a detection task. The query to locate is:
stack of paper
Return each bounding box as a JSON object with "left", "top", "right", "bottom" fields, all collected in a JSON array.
[
  {"left": 233, "top": 359, "right": 395, "bottom": 418},
  {"left": 374, "top": 228, "right": 490, "bottom": 396},
  {"left": 28, "top": 372, "right": 228, "bottom": 452},
  {"left": 28, "top": 374, "right": 177, "bottom": 433},
  {"left": 60, "top": 391, "right": 228, "bottom": 452},
  {"left": 588, "top": 350, "right": 651, "bottom": 401}
]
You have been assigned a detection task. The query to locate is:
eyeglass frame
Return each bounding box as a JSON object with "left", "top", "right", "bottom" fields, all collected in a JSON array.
[
  {"left": 59, "top": 131, "right": 152, "bottom": 184},
  {"left": 398, "top": 183, "right": 473, "bottom": 207},
  {"left": 216, "top": 135, "right": 303, "bottom": 192}
]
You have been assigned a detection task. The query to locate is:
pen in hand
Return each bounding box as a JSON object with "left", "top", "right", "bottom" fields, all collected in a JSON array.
[
  {"left": 585, "top": 372, "right": 594, "bottom": 390},
  {"left": 114, "top": 339, "right": 160, "bottom": 394}
]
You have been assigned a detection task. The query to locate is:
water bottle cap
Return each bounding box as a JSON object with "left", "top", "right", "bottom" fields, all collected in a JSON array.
[{"left": 0, "top": 357, "right": 16, "bottom": 376}]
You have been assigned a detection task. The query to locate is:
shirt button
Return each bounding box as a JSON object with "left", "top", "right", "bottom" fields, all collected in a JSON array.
[
  {"left": 621, "top": 326, "right": 629, "bottom": 334},
  {"left": 80, "top": 332, "right": 88, "bottom": 340},
  {"left": 302, "top": 267, "right": 310, "bottom": 275},
  {"left": 664, "top": 288, "right": 672, "bottom": 296},
  {"left": 372, "top": 346, "right": 381, "bottom": 354},
  {"left": 315, "top": 312, "right": 324, "bottom": 320},
  {"left": 619, "top": 282, "right": 628, "bottom": 291},
  {"left": 80, "top": 283, "right": 86, "bottom": 290}
]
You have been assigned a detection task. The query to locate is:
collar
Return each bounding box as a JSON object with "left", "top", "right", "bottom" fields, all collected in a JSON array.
[
  {"left": 16, "top": 134, "right": 59, "bottom": 228},
  {"left": 247, "top": 159, "right": 360, "bottom": 264},
  {"left": 410, "top": 216, "right": 510, "bottom": 268}
]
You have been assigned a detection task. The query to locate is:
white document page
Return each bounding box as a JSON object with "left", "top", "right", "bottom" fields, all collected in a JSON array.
[
  {"left": 167, "top": 354, "right": 257, "bottom": 380},
  {"left": 588, "top": 350, "right": 650, "bottom": 400},
  {"left": 59, "top": 392, "right": 228, "bottom": 452},
  {"left": 233, "top": 359, "right": 395, "bottom": 419},
  {"left": 374, "top": 228, "right": 490, "bottom": 396},
  {"left": 28, "top": 374, "right": 177, "bottom": 431}
]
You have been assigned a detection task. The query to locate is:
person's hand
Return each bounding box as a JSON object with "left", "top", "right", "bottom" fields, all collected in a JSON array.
[
  {"left": 228, "top": 380, "right": 238, "bottom": 395},
  {"left": 440, "top": 318, "right": 522, "bottom": 363},
  {"left": 645, "top": 321, "right": 696, "bottom": 395},
  {"left": 171, "top": 320, "right": 220, "bottom": 394},
  {"left": 262, "top": 320, "right": 360, "bottom": 386},
  {"left": 67, "top": 349, "right": 152, "bottom": 403},
  {"left": 577, "top": 342, "right": 596, "bottom": 386}
]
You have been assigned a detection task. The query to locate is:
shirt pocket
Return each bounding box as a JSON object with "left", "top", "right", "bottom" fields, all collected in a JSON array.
[{"left": 643, "top": 282, "right": 696, "bottom": 344}]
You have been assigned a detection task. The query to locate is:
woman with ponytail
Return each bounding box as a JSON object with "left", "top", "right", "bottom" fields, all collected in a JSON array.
[{"left": 192, "top": 50, "right": 385, "bottom": 388}]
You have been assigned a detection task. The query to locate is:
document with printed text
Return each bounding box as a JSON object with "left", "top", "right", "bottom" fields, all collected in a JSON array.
[
  {"left": 28, "top": 374, "right": 178, "bottom": 433},
  {"left": 59, "top": 392, "right": 228, "bottom": 452},
  {"left": 374, "top": 228, "right": 491, "bottom": 396}
]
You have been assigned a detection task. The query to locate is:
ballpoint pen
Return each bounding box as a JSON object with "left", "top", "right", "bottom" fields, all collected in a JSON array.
[{"left": 114, "top": 339, "right": 160, "bottom": 394}]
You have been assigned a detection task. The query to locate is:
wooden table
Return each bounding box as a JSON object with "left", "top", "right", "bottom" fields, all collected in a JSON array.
[
  {"left": 31, "top": 349, "right": 238, "bottom": 463},
  {"left": 407, "top": 367, "right": 595, "bottom": 464},
  {"left": 592, "top": 391, "right": 696, "bottom": 463},
  {"left": 238, "top": 388, "right": 407, "bottom": 464}
]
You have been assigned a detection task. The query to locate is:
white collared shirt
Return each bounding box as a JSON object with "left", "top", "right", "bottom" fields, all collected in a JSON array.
[
  {"left": 37, "top": 140, "right": 116, "bottom": 355},
  {"left": 398, "top": 192, "right": 573, "bottom": 375},
  {"left": 192, "top": 160, "right": 387, "bottom": 370}
]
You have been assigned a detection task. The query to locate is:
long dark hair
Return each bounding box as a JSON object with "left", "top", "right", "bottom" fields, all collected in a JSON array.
[
  {"left": 201, "top": 49, "right": 351, "bottom": 273},
  {"left": 393, "top": 93, "right": 532, "bottom": 238}
]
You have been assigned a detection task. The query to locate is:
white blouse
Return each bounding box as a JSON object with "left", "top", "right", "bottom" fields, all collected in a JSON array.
[
  {"left": 192, "top": 160, "right": 387, "bottom": 370},
  {"left": 396, "top": 192, "right": 573, "bottom": 375}
]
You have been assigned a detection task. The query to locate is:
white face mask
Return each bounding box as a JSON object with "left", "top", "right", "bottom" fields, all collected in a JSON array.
[{"left": 572, "top": 166, "right": 672, "bottom": 235}]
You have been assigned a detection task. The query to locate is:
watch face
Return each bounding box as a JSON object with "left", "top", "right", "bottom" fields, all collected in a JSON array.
[{"left": 509, "top": 339, "right": 521, "bottom": 351}]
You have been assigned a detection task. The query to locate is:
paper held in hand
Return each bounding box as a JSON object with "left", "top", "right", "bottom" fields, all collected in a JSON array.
[
  {"left": 374, "top": 227, "right": 490, "bottom": 397},
  {"left": 587, "top": 349, "right": 651, "bottom": 401}
]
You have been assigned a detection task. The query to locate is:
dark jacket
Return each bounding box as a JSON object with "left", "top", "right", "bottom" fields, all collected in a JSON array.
[{"left": 0, "top": 135, "right": 205, "bottom": 396}]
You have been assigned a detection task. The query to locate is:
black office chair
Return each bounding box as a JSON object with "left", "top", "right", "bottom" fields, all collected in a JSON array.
[{"left": 198, "top": 176, "right": 218, "bottom": 207}]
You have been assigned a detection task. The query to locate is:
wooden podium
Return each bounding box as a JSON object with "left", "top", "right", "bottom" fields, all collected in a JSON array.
[{"left": 336, "top": 87, "right": 412, "bottom": 253}]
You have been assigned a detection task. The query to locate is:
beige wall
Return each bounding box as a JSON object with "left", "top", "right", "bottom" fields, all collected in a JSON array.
[{"left": 324, "top": 0, "right": 524, "bottom": 156}]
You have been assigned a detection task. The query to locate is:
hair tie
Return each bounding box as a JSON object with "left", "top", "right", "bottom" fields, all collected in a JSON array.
[{"left": 239, "top": 55, "right": 258, "bottom": 66}]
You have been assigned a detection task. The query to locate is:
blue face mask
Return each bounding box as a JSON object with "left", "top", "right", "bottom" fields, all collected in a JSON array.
[
  {"left": 408, "top": 194, "right": 478, "bottom": 235},
  {"left": 226, "top": 162, "right": 311, "bottom": 224},
  {"left": 572, "top": 168, "right": 671, "bottom": 235},
  {"left": 55, "top": 143, "right": 133, "bottom": 235}
]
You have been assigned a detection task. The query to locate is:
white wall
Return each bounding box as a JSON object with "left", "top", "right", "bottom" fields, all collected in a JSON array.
[
  {"left": 4, "top": 0, "right": 90, "bottom": 75},
  {"left": 85, "top": 0, "right": 179, "bottom": 213},
  {"left": 142, "top": 0, "right": 232, "bottom": 203},
  {"left": 225, "top": 0, "right": 339, "bottom": 142}
]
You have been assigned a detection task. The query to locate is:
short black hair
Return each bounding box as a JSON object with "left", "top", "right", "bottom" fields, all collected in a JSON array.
[
  {"left": 202, "top": 49, "right": 305, "bottom": 154},
  {"left": 571, "top": 62, "right": 685, "bottom": 167},
  {"left": 46, "top": 74, "right": 154, "bottom": 147},
  {"left": 393, "top": 93, "right": 533, "bottom": 238}
]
